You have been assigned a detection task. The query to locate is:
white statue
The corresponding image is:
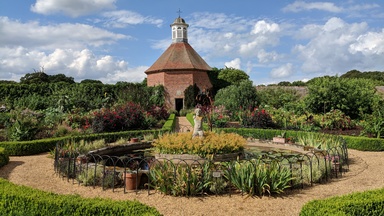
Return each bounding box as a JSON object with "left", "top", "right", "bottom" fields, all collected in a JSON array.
[{"left": 192, "top": 108, "right": 204, "bottom": 138}]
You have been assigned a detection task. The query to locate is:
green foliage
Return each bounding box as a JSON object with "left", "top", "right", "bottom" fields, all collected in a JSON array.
[
  {"left": 0, "top": 147, "right": 9, "bottom": 168},
  {"left": 296, "top": 133, "right": 343, "bottom": 150},
  {"left": 207, "top": 67, "right": 231, "bottom": 96},
  {"left": 153, "top": 131, "right": 246, "bottom": 157},
  {"left": 115, "top": 82, "right": 165, "bottom": 110},
  {"left": 291, "top": 80, "right": 307, "bottom": 86},
  {"left": 277, "top": 81, "right": 291, "bottom": 86},
  {"left": 300, "top": 187, "right": 384, "bottom": 216},
  {"left": 7, "top": 109, "right": 44, "bottom": 141},
  {"left": 0, "top": 129, "right": 164, "bottom": 156},
  {"left": 256, "top": 87, "right": 301, "bottom": 110},
  {"left": 149, "top": 161, "right": 209, "bottom": 196},
  {"left": 0, "top": 178, "right": 161, "bottom": 215},
  {"left": 49, "top": 74, "right": 75, "bottom": 84},
  {"left": 80, "top": 79, "right": 103, "bottom": 84},
  {"left": 184, "top": 84, "right": 200, "bottom": 109},
  {"left": 342, "top": 135, "right": 384, "bottom": 151},
  {"left": 224, "top": 160, "right": 292, "bottom": 196},
  {"left": 20, "top": 71, "right": 50, "bottom": 84},
  {"left": 218, "top": 67, "right": 250, "bottom": 85},
  {"left": 0, "top": 81, "right": 164, "bottom": 113},
  {"left": 214, "top": 80, "right": 258, "bottom": 120},
  {"left": 320, "top": 109, "right": 355, "bottom": 130},
  {"left": 305, "top": 76, "right": 378, "bottom": 119},
  {"left": 218, "top": 127, "right": 384, "bottom": 152},
  {"left": 179, "top": 108, "right": 193, "bottom": 117},
  {"left": 360, "top": 98, "right": 384, "bottom": 138},
  {"left": 91, "top": 102, "right": 146, "bottom": 133},
  {"left": 241, "top": 108, "right": 276, "bottom": 129},
  {"left": 340, "top": 69, "right": 384, "bottom": 85},
  {"left": 211, "top": 105, "right": 230, "bottom": 128},
  {"left": 13, "top": 93, "right": 50, "bottom": 110}
]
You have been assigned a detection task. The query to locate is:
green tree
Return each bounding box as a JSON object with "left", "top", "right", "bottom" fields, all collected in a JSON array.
[
  {"left": 184, "top": 84, "right": 200, "bottom": 109},
  {"left": 218, "top": 67, "right": 249, "bottom": 85},
  {"left": 305, "top": 76, "right": 378, "bottom": 119},
  {"left": 277, "top": 81, "right": 291, "bottom": 86},
  {"left": 257, "top": 87, "right": 300, "bottom": 110},
  {"left": 207, "top": 67, "right": 230, "bottom": 97},
  {"left": 291, "top": 80, "right": 306, "bottom": 86},
  {"left": 80, "top": 79, "right": 103, "bottom": 84},
  {"left": 49, "top": 74, "right": 75, "bottom": 84},
  {"left": 20, "top": 71, "right": 49, "bottom": 84},
  {"left": 214, "top": 80, "right": 257, "bottom": 120}
]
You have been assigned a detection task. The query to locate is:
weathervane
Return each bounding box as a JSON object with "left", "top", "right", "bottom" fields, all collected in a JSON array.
[{"left": 177, "top": 8, "right": 182, "bottom": 17}]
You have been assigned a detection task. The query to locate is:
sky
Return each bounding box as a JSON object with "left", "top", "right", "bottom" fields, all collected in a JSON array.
[{"left": 1, "top": 0, "right": 384, "bottom": 85}]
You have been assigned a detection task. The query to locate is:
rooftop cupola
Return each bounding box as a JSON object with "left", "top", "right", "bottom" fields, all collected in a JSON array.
[{"left": 171, "top": 16, "right": 189, "bottom": 43}]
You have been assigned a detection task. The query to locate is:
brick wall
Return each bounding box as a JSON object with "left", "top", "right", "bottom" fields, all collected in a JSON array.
[{"left": 147, "top": 70, "right": 212, "bottom": 110}]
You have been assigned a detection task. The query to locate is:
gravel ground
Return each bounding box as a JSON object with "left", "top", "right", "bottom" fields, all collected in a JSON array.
[{"left": 1, "top": 148, "right": 383, "bottom": 216}]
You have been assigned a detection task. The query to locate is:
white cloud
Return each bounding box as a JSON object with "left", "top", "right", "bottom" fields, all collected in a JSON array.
[
  {"left": 101, "top": 10, "right": 163, "bottom": 28},
  {"left": 31, "top": 0, "right": 116, "bottom": 17},
  {"left": 293, "top": 17, "right": 384, "bottom": 75},
  {"left": 349, "top": 30, "right": 384, "bottom": 55},
  {"left": 283, "top": 1, "right": 342, "bottom": 13},
  {"left": 189, "top": 12, "right": 249, "bottom": 31},
  {"left": 0, "top": 17, "right": 144, "bottom": 83},
  {"left": 0, "top": 47, "right": 146, "bottom": 83},
  {"left": 239, "top": 20, "right": 281, "bottom": 54},
  {"left": 251, "top": 20, "right": 280, "bottom": 35},
  {"left": 224, "top": 58, "right": 241, "bottom": 69},
  {"left": 270, "top": 63, "right": 293, "bottom": 78},
  {"left": 0, "top": 17, "right": 127, "bottom": 51}
]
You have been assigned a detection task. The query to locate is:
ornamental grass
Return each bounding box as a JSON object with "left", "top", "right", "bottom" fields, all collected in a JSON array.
[{"left": 152, "top": 131, "right": 246, "bottom": 157}]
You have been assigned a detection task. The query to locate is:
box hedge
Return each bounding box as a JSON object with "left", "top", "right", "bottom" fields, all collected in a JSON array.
[
  {"left": 161, "top": 113, "right": 176, "bottom": 131},
  {"left": 0, "top": 147, "right": 9, "bottom": 168},
  {"left": 342, "top": 135, "right": 384, "bottom": 151},
  {"left": 300, "top": 187, "right": 384, "bottom": 216},
  {"left": 0, "top": 129, "right": 168, "bottom": 156},
  {"left": 0, "top": 178, "right": 161, "bottom": 216},
  {"left": 219, "top": 128, "right": 384, "bottom": 152}
]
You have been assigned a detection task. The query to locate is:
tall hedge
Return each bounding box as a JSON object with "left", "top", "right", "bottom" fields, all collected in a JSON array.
[{"left": 0, "top": 178, "right": 161, "bottom": 215}]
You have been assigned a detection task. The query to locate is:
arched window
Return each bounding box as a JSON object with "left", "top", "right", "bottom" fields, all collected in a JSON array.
[{"left": 177, "top": 27, "right": 182, "bottom": 38}]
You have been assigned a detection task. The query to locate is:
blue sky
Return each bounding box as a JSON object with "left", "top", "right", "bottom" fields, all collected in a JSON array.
[{"left": 1, "top": 0, "right": 384, "bottom": 85}]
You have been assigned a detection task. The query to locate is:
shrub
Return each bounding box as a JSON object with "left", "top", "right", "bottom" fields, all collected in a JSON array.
[
  {"left": 241, "top": 108, "right": 276, "bottom": 129},
  {"left": 320, "top": 109, "right": 355, "bottom": 130},
  {"left": 153, "top": 131, "right": 246, "bottom": 158},
  {"left": 300, "top": 188, "right": 384, "bottom": 216},
  {"left": 0, "top": 178, "right": 161, "bottom": 215},
  {"left": 91, "top": 102, "right": 146, "bottom": 133},
  {"left": 342, "top": 135, "right": 384, "bottom": 151},
  {"left": 214, "top": 80, "right": 258, "bottom": 120},
  {"left": 0, "top": 129, "right": 163, "bottom": 156},
  {"left": 211, "top": 105, "right": 230, "bottom": 128},
  {"left": 149, "top": 160, "right": 211, "bottom": 196},
  {"left": 0, "top": 147, "right": 9, "bottom": 168},
  {"left": 146, "top": 105, "right": 169, "bottom": 121},
  {"left": 161, "top": 114, "right": 176, "bottom": 131},
  {"left": 224, "top": 159, "right": 292, "bottom": 196},
  {"left": 6, "top": 108, "right": 44, "bottom": 141}
]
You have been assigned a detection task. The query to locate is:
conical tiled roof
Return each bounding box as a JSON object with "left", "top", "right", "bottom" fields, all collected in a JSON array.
[{"left": 145, "top": 42, "right": 212, "bottom": 73}]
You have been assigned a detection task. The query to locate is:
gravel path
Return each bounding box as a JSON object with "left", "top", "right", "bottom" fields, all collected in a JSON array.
[{"left": 1, "top": 149, "right": 383, "bottom": 216}]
